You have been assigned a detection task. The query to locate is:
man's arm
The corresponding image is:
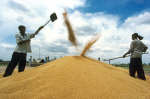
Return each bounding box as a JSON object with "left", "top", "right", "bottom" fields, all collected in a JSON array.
[
  {"left": 123, "top": 49, "right": 131, "bottom": 57},
  {"left": 141, "top": 41, "right": 148, "bottom": 52},
  {"left": 123, "top": 41, "right": 134, "bottom": 57},
  {"left": 18, "top": 40, "right": 30, "bottom": 45},
  {"left": 34, "top": 26, "right": 44, "bottom": 35},
  {"left": 29, "top": 26, "right": 44, "bottom": 39}
]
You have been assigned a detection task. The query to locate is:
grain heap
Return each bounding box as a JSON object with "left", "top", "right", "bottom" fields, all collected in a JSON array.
[
  {"left": 0, "top": 56, "right": 150, "bottom": 99},
  {"left": 0, "top": 11, "right": 149, "bottom": 99}
]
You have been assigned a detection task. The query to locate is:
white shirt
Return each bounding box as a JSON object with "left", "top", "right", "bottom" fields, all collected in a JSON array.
[
  {"left": 129, "top": 39, "right": 148, "bottom": 58},
  {"left": 14, "top": 33, "right": 35, "bottom": 54}
]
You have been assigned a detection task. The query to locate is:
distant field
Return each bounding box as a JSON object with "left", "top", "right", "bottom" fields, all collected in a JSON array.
[
  {"left": 1, "top": 62, "right": 150, "bottom": 75},
  {"left": 119, "top": 65, "right": 150, "bottom": 70},
  {"left": 114, "top": 65, "right": 150, "bottom": 75},
  {"left": 0, "top": 62, "right": 8, "bottom": 67}
]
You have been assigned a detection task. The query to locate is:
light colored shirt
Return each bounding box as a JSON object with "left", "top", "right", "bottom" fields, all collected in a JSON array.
[
  {"left": 14, "top": 33, "right": 35, "bottom": 54},
  {"left": 128, "top": 39, "right": 148, "bottom": 58}
]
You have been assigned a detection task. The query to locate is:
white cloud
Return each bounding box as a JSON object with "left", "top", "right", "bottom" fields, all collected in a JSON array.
[
  {"left": 0, "top": 43, "right": 15, "bottom": 49},
  {"left": 0, "top": 43, "right": 15, "bottom": 60},
  {"left": 0, "top": 0, "right": 150, "bottom": 64},
  {"left": 65, "top": 10, "right": 150, "bottom": 64},
  {"left": 0, "top": 0, "right": 86, "bottom": 60}
]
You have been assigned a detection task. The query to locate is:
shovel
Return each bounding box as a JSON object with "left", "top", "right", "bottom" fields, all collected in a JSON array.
[
  {"left": 43, "top": 12, "right": 57, "bottom": 27},
  {"left": 103, "top": 52, "right": 149, "bottom": 61}
]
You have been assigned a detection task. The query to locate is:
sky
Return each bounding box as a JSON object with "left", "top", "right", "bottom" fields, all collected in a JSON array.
[{"left": 0, "top": 0, "right": 150, "bottom": 64}]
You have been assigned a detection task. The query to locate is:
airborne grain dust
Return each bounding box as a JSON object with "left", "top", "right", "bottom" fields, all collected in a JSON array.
[
  {"left": 80, "top": 35, "right": 100, "bottom": 56},
  {"left": 63, "top": 11, "right": 77, "bottom": 46}
]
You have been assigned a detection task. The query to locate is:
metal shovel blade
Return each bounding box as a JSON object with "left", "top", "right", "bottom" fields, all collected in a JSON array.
[{"left": 50, "top": 13, "right": 57, "bottom": 22}]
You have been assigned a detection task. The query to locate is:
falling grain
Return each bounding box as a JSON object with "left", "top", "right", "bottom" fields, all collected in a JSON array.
[
  {"left": 63, "top": 11, "right": 77, "bottom": 46},
  {"left": 80, "top": 35, "right": 100, "bottom": 56}
]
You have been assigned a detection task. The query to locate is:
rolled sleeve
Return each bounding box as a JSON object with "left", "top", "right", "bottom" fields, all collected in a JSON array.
[
  {"left": 141, "top": 41, "right": 147, "bottom": 48},
  {"left": 29, "top": 33, "right": 35, "bottom": 39}
]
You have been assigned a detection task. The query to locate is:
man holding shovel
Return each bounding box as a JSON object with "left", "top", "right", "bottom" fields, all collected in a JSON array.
[
  {"left": 3, "top": 13, "right": 57, "bottom": 77},
  {"left": 123, "top": 33, "right": 148, "bottom": 80},
  {"left": 3, "top": 25, "right": 44, "bottom": 77}
]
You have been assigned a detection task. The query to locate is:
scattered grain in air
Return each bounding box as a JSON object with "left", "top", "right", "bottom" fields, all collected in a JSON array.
[
  {"left": 63, "top": 11, "right": 77, "bottom": 47},
  {"left": 80, "top": 35, "right": 100, "bottom": 56}
]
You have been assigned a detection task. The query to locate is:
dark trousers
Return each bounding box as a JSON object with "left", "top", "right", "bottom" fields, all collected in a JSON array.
[
  {"left": 129, "top": 58, "right": 146, "bottom": 80},
  {"left": 3, "top": 52, "right": 27, "bottom": 77}
]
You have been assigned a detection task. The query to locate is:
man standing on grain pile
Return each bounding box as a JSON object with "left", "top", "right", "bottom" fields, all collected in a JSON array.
[
  {"left": 3, "top": 25, "right": 44, "bottom": 77},
  {"left": 123, "top": 33, "right": 148, "bottom": 80}
]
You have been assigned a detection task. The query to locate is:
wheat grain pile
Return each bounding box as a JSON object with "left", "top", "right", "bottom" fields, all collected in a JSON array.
[{"left": 0, "top": 56, "right": 150, "bottom": 99}]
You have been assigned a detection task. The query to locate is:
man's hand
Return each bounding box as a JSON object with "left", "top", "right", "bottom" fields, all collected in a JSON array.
[
  {"left": 18, "top": 39, "right": 30, "bottom": 45},
  {"left": 39, "top": 26, "right": 44, "bottom": 30},
  {"left": 143, "top": 46, "right": 148, "bottom": 52},
  {"left": 123, "top": 54, "right": 126, "bottom": 58}
]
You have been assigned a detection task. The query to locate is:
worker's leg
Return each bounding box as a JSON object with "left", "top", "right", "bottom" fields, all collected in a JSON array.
[
  {"left": 18, "top": 53, "right": 27, "bottom": 72},
  {"left": 3, "top": 52, "right": 19, "bottom": 77},
  {"left": 129, "top": 58, "right": 136, "bottom": 78},
  {"left": 136, "top": 58, "right": 146, "bottom": 80}
]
